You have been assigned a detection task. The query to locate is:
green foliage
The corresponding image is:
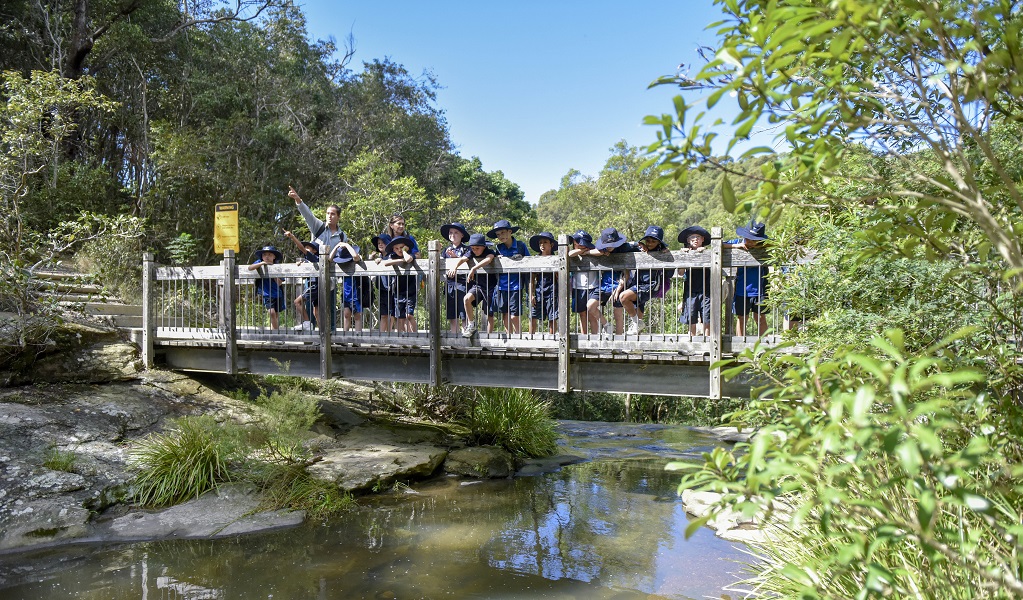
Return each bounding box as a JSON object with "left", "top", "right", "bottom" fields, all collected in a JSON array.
[
  {"left": 129, "top": 416, "right": 240, "bottom": 507},
  {"left": 543, "top": 390, "right": 746, "bottom": 426},
  {"left": 42, "top": 446, "right": 77, "bottom": 473},
  {"left": 250, "top": 463, "right": 355, "bottom": 520},
  {"left": 74, "top": 212, "right": 146, "bottom": 302},
  {"left": 535, "top": 141, "right": 768, "bottom": 241},
  {"left": 650, "top": 1, "right": 1023, "bottom": 596},
  {"left": 677, "top": 331, "right": 1023, "bottom": 597},
  {"left": 459, "top": 387, "right": 559, "bottom": 458},
  {"left": 165, "top": 232, "right": 199, "bottom": 266}
]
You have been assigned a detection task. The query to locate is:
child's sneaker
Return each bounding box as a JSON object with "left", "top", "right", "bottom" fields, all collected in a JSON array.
[
  {"left": 626, "top": 319, "right": 644, "bottom": 335},
  {"left": 461, "top": 322, "right": 477, "bottom": 338},
  {"left": 601, "top": 321, "right": 615, "bottom": 337},
  {"left": 301, "top": 321, "right": 313, "bottom": 332}
]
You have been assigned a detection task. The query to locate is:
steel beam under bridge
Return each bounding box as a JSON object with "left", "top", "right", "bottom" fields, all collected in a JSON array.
[{"left": 160, "top": 345, "right": 761, "bottom": 398}]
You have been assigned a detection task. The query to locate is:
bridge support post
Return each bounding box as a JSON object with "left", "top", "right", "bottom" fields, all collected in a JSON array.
[
  {"left": 318, "top": 246, "right": 333, "bottom": 379},
  {"left": 223, "top": 250, "right": 237, "bottom": 375},
  {"left": 427, "top": 240, "right": 442, "bottom": 387},
  {"left": 709, "top": 228, "right": 723, "bottom": 400},
  {"left": 142, "top": 253, "right": 155, "bottom": 369},
  {"left": 557, "top": 234, "right": 571, "bottom": 393}
]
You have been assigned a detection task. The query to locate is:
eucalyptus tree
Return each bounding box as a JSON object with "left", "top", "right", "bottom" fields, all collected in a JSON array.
[{"left": 648, "top": 1, "right": 1023, "bottom": 597}]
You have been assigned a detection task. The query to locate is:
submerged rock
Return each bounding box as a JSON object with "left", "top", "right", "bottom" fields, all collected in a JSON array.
[{"left": 444, "top": 446, "right": 515, "bottom": 478}]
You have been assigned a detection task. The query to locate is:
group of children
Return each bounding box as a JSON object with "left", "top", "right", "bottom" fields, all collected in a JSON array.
[{"left": 247, "top": 212, "right": 772, "bottom": 338}]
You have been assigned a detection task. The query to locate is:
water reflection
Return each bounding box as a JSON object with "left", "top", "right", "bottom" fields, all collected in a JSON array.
[{"left": 0, "top": 423, "right": 746, "bottom": 599}]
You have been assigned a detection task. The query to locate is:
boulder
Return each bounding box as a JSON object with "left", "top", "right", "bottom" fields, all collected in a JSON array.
[
  {"left": 101, "top": 483, "right": 303, "bottom": 540},
  {"left": 307, "top": 424, "right": 449, "bottom": 493},
  {"left": 444, "top": 446, "right": 515, "bottom": 478}
]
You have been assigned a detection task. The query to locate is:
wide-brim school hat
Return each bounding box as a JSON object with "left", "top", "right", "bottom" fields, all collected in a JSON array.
[
  {"left": 595, "top": 227, "right": 628, "bottom": 250},
  {"left": 440, "top": 223, "right": 469, "bottom": 242},
  {"left": 486, "top": 219, "right": 520, "bottom": 239},
  {"left": 641, "top": 225, "right": 667, "bottom": 248},
  {"left": 301, "top": 241, "right": 319, "bottom": 253},
  {"left": 253, "top": 245, "right": 283, "bottom": 262},
  {"left": 736, "top": 221, "right": 769, "bottom": 241},
  {"left": 384, "top": 236, "right": 413, "bottom": 257},
  {"left": 528, "top": 232, "right": 559, "bottom": 253},
  {"left": 678, "top": 226, "right": 712, "bottom": 247},
  {"left": 467, "top": 233, "right": 489, "bottom": 247},
  {"left": 571, "top": 230, "right": 595, "bottom": 249},
  {"left": 371, "top": 233, "right": 392, "bottom": 250},
  {"left": 332, "top": 243, "right": 360, "bottom": 264}
]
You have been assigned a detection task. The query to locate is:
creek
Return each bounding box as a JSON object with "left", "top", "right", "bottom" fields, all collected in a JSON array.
[{"left": 0, "top": 421, "right": 749, "bottom": 599}]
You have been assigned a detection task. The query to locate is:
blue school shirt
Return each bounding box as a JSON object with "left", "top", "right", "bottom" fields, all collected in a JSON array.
[
  {"left": 727, "top": 238, "right": 768, "bottom": 298},
  {"left": 251, "top": 259, "right": 282, "bottom": 298},
  {"left": 599, "top": 243, "right": 638, "bottom": 293},
  {"left": 495, "top": 239, "right": 529, "bottom": 291},
  {"left": 387, "top": 252, "right": 418, "bottom": 297}
]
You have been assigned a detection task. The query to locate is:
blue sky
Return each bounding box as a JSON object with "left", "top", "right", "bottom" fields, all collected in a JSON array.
[{"left": 298, "top": 1, "right": 730, "bottom": 205}]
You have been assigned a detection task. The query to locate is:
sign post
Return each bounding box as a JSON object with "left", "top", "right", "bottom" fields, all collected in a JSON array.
[{"left": 214, "top": 202, "right": 240, "bottom": 254}]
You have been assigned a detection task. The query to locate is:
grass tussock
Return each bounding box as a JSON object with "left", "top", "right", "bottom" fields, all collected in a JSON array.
[
  {"left": 250, "top": 463, "right": 355, "bottom": 519},
  {"left": 42, "top": 445, "right": 78, "bottom": 472},
  {"left": 129, "top": 415, "right": 238, "bottom": 507},
  {"left": 460, "top": 387, "right": 559, "bottom": 458}
]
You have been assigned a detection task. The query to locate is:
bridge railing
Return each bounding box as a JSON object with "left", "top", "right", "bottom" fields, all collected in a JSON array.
[{"left": 142, "top": 227, "right": 803, "bottom": 397}]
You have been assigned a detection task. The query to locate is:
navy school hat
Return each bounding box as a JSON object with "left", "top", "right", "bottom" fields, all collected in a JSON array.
[
  {"left": 595, "top": 227, "right": 628, "bottom": 251},
  {"left": 253, "top": 245, "right": 283, "bottom": 263},
  {"left": 678, "top": 225, "right": 712, "bottom": 247},
  {"left": 571, "top": 230, "right": 595, "bottom": 249},
  {"left": 467, "top": 233, "right": 489, "bottom": 247},
  {"left": 440, "top": 223, "right": 469, "bottom": 242},
  {"left": 332, "top": 243, "right": 360, "bottom": 264},
  {"left": 486, "top": 219, "right": 520, "bottom": 239},
  {"left": 641, "top": 225, "right": 666, "bottom": 247},
  {"left": 528, "top": 232, "right": 559, "bottom": 253},
  {"left": 371, "top": 233, "right": 392, "bottom": 250},
  {"left": 384, "top": 236, "right": 413, "bottom": 257},
  {"left": 736, "top": 221, "right": 768, "bottom": 241}
]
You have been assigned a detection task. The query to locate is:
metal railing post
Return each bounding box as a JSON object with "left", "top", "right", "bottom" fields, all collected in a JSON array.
[
  {"left": 223, "top": 250, "right": 237, "bottom": 375},
  {"left": 319, "top": 245, "right": 333, "bottom": 379},
  {"left": 428, "top": 240, "right": 442, "bottom": 387},
  {"left": 709, "top": 227, "right": 723, "bottom": 400},
  {"left": 142, "top": 252, "right": 155, "bottom": 369},
  {"left": 557, "top": 234, "right": 571, "bottom": 393}
]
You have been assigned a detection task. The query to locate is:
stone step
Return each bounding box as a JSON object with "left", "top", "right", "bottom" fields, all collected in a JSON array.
[{"left": 74, "top": 302, "right": 143, "bottom": 317}]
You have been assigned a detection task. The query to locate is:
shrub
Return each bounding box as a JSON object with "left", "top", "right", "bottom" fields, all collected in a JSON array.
[
  {"left": 129, "top": 416, "right": 240, "bottom": 507},
  {"left": 250, "top": 463, "right": 355, "bottom": 519},
  {"left": 460, "top": 387, "right": 559, "bottom": 458}
]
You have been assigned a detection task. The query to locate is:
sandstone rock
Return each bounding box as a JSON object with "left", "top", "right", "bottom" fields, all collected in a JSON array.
[
  {"left": 101, "top": 483, "right": 303, "bottom": 540},
  {"left": 444, "top": 446, "right": 515, "bottom": 478},
  {"left": 306, "top": 424, "right": 448, "bottom": 493},
  {"left": 515, "top": 454, "right": 586, "bottom": 476}
]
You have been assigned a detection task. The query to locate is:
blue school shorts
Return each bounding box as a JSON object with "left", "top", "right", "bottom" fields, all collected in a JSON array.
[
  {"left": 680, "top": 294, "right": 711, "bottom": 324},
  {"left": 491, "top": 288, "right": 522, "bottom": 316}
]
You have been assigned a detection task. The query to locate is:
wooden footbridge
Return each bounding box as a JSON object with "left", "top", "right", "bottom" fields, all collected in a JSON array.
[{"left": 142, "top": 228, "right": 801, "bottom": 399}]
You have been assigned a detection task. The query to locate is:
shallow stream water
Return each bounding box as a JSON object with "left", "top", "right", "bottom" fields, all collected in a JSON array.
[{"left": 0, "top": 421, "right": 750, "bottom": 599}]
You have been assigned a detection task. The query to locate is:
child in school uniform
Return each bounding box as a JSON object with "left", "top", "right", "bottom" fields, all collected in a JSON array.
[
  {"left": 381, "top": 235, "right": 418, "bottom": 332},
  {"left": 568, "top": 230, "right": 600, "bottom": 334},
  {"left": 619, "top": 225, "right": 671, "bottom": 335},
  {"left": 677, "top": 225, "right": 712, "bottom": 336},
  {"left": 724, "top": 221, "right": 770, "bottom": 336},
  {"left": 330, "top": 240, "right": 363, "bottom": 331},
  {"left": 588, "top": 227, "right": 638, "bottom": 336},
  {"left": 441, "top": 223, "right": 472, "bottom": 333},
  {"left": 284, "top": 230, "right": 321, "bottom": 332},
  {"left": 528, "top": 231, "right": 559, "bottom": 334},
  {"left": 248, "top": 245, "right": 285, "bottom": 331},
  {"left": 453, "top": 233, "right": 497, "bottom": 337},
  {"left": 486, "top": 219, "right": 530, "bottom": 334},
  {"left": 371, "top": 234, "right": 396, "bottom": 332}
]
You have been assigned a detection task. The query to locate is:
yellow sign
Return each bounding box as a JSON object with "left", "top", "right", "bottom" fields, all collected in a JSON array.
[{"left": 214, "top": 202, "right": 239, "bottom": 254}]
